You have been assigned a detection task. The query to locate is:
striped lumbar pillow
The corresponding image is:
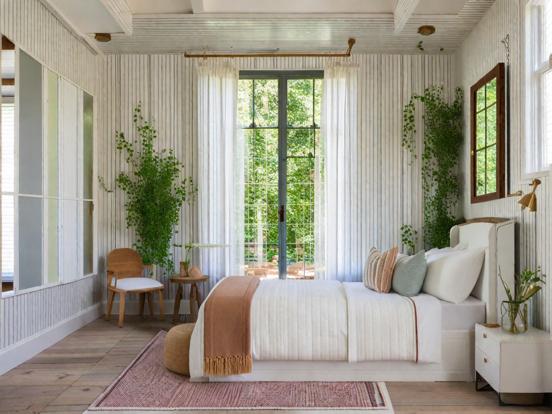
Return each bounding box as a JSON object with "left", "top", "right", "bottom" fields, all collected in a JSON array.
[{"left": 363, "top": 246, "right": 399, "bottom": 293}]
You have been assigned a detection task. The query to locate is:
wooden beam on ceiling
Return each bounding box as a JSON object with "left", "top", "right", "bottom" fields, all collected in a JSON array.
[
  {"left": 191, "top": 0, "right": 204, "bottom": 14},
  {"left": 394, "top": 0, "right": 420, "bottom": 34},
  {"left": 99, "top": 0, "right": 133, "bottom": 35}
]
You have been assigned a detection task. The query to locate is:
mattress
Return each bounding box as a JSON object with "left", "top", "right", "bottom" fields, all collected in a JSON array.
[{"left": 440, "top": 296, "right": 486, "bottom": 331}]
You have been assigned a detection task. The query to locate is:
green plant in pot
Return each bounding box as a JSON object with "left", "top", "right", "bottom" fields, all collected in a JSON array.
[
  {"left": 102, "top": 104, "right": 196, "bottom": 277},
  {"left": 499, "top": 268, "right": 545, "bottom": 334}
]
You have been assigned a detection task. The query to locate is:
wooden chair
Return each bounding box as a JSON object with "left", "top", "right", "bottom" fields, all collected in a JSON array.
[{"left": 106, "top": 248, "right": 164, "bottom": 327}]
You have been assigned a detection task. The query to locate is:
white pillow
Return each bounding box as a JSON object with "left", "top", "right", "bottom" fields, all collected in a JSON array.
[{"left": 422, "top": 247, "right": 485, "bottom": 304}]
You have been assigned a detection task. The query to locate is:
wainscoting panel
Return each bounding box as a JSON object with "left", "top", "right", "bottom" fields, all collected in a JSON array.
[
  {"left": 0, "top": 0, "right": 100, "bottom": 352},
  {"left": 97, "top": 53, "right": 454, "bottom": 298},
  {"left": 456, "top": 0, "right": 551, "bottom": 331}
]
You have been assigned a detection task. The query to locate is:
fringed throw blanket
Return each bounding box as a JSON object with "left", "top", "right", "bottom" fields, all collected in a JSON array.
[{"left": 204, "top": 276, "right": 260, "bottom": 376}]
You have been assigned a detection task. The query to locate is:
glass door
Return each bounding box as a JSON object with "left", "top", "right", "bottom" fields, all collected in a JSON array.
[{"left": 239, "top": 71, "right": 322, "bottom": 279}]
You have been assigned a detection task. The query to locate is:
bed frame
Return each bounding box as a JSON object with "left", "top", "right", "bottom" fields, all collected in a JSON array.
[{"left": 196, "top": 219, "right": 516, "bottom": 383}]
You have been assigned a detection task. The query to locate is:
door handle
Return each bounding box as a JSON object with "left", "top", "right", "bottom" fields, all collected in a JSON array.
[{"left": 279, "top": 205, "right": 285, "bottom": 222}]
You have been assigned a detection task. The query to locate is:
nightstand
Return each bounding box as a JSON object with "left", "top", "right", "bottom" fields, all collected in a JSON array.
[{"left": 475, "top": 323, "right": 552, "bottom": 405}]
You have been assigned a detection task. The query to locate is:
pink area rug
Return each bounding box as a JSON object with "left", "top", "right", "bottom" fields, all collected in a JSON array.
[{"left": 87, "top": 331, "right": 393, "bottom": 413}]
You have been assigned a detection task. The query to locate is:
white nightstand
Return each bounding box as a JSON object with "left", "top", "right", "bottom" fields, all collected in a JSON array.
[{"left": 475, "top": 323, "right": 552, "bottom": 405}]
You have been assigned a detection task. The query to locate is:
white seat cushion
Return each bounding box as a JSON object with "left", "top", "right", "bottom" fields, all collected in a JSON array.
[{"left": 112, "top": 277, "right": 163, "bottom": 291}]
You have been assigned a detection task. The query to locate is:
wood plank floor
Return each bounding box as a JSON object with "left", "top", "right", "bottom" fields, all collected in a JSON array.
[{"left": 0, "top": 317, "right": 549, "bottom": 414}]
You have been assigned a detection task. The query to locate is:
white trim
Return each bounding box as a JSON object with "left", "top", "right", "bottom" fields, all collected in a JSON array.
[{"left": 0, "top": 303, "right": 101, "bottom": 375}]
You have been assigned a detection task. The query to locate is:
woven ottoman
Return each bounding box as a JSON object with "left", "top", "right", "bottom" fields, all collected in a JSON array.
[{"left": 164, "top": 323, "right": 195, "bottom": 376}]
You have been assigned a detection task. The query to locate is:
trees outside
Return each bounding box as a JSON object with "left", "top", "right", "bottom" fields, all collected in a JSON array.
[{"left": 239, "top": 78, "right": 321, "bottom": 278}]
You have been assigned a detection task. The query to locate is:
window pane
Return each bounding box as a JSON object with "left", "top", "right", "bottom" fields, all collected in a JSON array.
[
  {"left": 60, "top": 79, "right": 78, "bottom": 199},
  {"left": 486, "top": 145, "right": 497, "bottom": 194},
  {"left": 476, "top": 111, "right": 486, "bottom": 149},
  {"left": 83, "top": 201, "right": 93, "bottom": 275},
  {"left": 19, "top": 50, "right": 43, "bottom": 195},
  {"left": 314, "top": 79, "right": 322, "bottom": 127},
  {"left": 253, "top": 79, "right": 278, "bottom": 127},
  {"left": 45, "top": 198, "right": 59, "bottom": 284},
  {"left": 1, "top": 103, "right": 15, "bottom": 192},
  {"left": 486, "top": 103, "right": 497, "bottom": 146},
  {"left": 486, "top": 78, "right": 496, "bottom": 106},
  {"left": 18, "top": 196, "right": 43, "bottom": 290},
  {"left": 476, "top": 87, "right": 486, "bottom": 112},
  {"left": 287, "top": 79, "right": 314, "bottom": 127},
  {"left": 83, "top": 92, "right": 93, "bottom": 199},
  {"left": 288, "top": 129, "right": 314, "bottom": 157},
  {"left": 45, "top": 70, "right": 58, "bottom": 197},
  {"left": 476, "top": 150, "right": 486, "bottom": 196},
  {"left": 60, "top": 199, "right": 78, "bottom": 282},
  {"left": 238, "top": 79, "right": 253, "bottom": 127},
  {"left": 1, "top": 195, "right": 14, "bottom": 292},
  {"left": 543, "top": 71, "right": 552, "bottom": 169}
]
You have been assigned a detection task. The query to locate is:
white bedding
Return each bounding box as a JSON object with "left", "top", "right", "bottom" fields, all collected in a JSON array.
[
  {"left": 344, "top": 283, "right": 441, "bottom": 363},
  {"left": 189, "top": 279, "right": 443, "bottom": 379},
  {"left": 441, "top": 296, "right": 486, "bottom": 330}
]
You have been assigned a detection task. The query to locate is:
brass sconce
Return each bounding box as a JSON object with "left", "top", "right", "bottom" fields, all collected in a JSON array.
[{"left": 518, "top": 179, "right": 541, "bottom": 212}]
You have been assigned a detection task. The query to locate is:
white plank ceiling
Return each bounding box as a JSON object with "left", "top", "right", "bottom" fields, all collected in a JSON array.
[{"left": 42, "top": 0, "right": 495, "bottom": 55}]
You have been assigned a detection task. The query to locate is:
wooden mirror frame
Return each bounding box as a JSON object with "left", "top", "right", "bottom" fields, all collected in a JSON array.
[{"left": 470, "top": 63, "right": 506, "bottom": 204}]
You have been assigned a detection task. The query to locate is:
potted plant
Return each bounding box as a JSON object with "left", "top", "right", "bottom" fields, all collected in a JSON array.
[
  {"left": 101, "top": 104, "right": 196, "bottom": 277},
  {"left": 174, "top": 243, "right": 229, "bottom": 277},
  {"left": 499, "top": 268, "right": 545, "bottom": 334}
]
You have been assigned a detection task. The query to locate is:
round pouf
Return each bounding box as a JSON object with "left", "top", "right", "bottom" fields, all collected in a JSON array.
[{"left": 164, "top": 323, "right": 195, "bottom": 376}]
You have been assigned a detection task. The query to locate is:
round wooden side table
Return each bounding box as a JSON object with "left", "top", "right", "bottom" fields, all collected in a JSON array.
[{"left": 170, "top": 275, "right": 209, "bottom": 323}]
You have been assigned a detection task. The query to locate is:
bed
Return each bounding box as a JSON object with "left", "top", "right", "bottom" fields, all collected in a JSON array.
[{"left": 189, "top": 219, "right": 515, "bottom": 382}]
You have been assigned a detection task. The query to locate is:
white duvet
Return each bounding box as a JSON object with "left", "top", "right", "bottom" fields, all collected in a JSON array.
[{"left": 189, "top": 279, "right": 441, "bottom": 379}]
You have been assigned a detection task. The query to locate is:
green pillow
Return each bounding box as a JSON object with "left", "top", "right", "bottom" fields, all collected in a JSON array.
[{"left": 392, "top": 251, "right": 427, "bottom": 297}]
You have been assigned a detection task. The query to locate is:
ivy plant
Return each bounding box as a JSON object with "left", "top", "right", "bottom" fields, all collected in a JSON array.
[
  {"left": 402, "top": 86, "right": 463, "bottom": 248},
  {"left": 400, "top": 224, "right": 417, "bottom": 255},
  {"left": 104, "top": 104, "right": 196, "bottom": 270}
]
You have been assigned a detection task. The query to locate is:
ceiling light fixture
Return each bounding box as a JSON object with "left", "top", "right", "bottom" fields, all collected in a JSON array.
[
  {"left": 418, "top": 25, "right": 436, "bottom": 36},
  {"left": 95, "top": 33, "right": 111, "bottom": 42}
]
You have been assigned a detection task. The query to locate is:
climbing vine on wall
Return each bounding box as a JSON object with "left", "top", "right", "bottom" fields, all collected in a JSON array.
[{"left": 402, "top": 86, "right": 463, "bottom": 249}]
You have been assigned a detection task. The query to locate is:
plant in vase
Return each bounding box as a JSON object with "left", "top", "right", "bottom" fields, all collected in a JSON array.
[
  {"left": 174, "top": 243, "right": 229, "bottom": 277},
  {"left": 499, "top": 267, "right": 545, "bottom": 334},
  {"left": 100, "top": 104, "right": 196, "bottom": 277}
]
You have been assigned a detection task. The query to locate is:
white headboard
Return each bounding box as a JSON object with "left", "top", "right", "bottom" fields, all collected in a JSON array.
[{"left": 450, "top": 219, "right": 515, "bottom": 323}]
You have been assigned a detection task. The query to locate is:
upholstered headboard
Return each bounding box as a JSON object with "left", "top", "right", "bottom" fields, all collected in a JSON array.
[{"left": 450, "top": 219, "right": 515, "bottom": 323}]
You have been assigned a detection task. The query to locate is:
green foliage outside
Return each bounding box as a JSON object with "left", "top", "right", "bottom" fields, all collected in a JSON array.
[
  {"left": 238, "top": 78, "right": 321, "bottom": 268},
  {"left": 400, "top": 224, "right": 418, "bottom": 255},
  {"left": 402, "top": 86, "right": 463, "bottom": 249},
  {"left": 111, "top": 105, "right": 196, "bottom": 269},
  {"left": 474, "top": 78, "right": 498, "bottom": 196}
]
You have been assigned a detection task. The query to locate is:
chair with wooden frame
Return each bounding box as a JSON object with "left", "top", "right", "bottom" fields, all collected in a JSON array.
[{"left": 106, "top": 248, "right": 165, "bottom": 327}]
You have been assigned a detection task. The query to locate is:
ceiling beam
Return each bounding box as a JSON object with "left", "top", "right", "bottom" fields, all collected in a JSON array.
[
  {"left": 394, "top": 0, "right": 420, "bottom": 34},
  {"left": 191, "top": 0, "right": 204, "bottom": 14},
  {"left": 99, "top": 0, "right": 133, "bottom": 35}
]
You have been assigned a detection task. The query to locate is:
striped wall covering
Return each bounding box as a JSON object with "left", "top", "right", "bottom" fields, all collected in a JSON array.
[
  {"left": 97, "top": 53, "right": 455, "bottom": 298},
  {"left": 0, "top": 0, "right": 100, "bottom": 350},
  {"left": 456, "top": 0, "right": 551, "bottom": 331}
]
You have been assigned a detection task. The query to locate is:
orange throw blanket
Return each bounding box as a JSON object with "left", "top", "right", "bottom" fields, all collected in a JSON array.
[{"left": 204, "top": 276, "right": 260, "bottom": 376}]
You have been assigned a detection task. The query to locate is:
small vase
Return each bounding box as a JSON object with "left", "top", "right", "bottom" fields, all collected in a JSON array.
[
  {"left": 180, "top": 261, "right": 190, "bottom": 277},
  {"left": 501, "top": 300, "right": 528, "bottom": 334}
]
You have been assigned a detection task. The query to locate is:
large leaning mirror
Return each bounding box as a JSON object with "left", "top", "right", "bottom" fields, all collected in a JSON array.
[
  {"left": 0, "top": 35, "right": 94, "bottom": 297},
  {"left": 470, "top": 63, "right": 506, "bottom": 203}
]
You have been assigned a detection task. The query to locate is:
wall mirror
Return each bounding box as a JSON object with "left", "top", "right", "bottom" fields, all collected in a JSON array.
[
  {"left": 0, "top": 34, "right": 95, "bottom": 298},
  {"left": 470, "top": 63, "right": 505, "bottom": 203}
]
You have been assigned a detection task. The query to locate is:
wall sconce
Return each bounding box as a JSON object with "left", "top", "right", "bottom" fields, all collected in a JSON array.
[{"left": 518, "top": 179, "right": 541, "bottom": 212}]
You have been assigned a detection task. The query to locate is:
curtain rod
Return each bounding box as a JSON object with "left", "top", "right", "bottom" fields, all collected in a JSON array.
[{"left": 184, "top": 38, "right": 355, "bottom": 58}]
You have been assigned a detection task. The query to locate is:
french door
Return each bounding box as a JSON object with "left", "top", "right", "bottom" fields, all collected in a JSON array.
[{"left": 238, "top": 71, "right": 323, "bottom": 279}]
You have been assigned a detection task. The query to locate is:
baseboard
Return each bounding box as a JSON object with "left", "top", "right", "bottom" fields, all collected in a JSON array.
[
  {"left": 0, "top": 303, "right": 102, "bottom": 375},
  {"left": 101, "top": 298, "right": 190, "bottom": 315}
]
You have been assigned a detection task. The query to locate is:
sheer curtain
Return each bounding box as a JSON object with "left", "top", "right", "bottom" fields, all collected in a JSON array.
[
  {"left": 315, "top": 64, "right": 360, "bottom": 281},
  {"left": 196, "top": 62, "right": 244, "bottom": 287}
]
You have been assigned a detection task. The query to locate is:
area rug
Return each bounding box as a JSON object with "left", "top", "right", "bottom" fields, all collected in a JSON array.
[{"left": 86, "top": 331, "right": 394, "bottom": 413}]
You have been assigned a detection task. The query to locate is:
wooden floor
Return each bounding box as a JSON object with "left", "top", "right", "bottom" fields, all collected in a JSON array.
[{"left": 0, "top": 317, "right": 549, "bottom": 414}]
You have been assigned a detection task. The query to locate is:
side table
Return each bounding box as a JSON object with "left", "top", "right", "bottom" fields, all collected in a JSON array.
[{"left": 170, "top": 275, "right": 209, "bottom": 323}]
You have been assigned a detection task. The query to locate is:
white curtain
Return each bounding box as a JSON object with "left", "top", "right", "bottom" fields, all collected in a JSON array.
[
  {"left": 315, "top": 64, "right": 360, "bottom": 281},
  {"left": 197, "top": 62, "right": 244, "bottom": 287}
]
